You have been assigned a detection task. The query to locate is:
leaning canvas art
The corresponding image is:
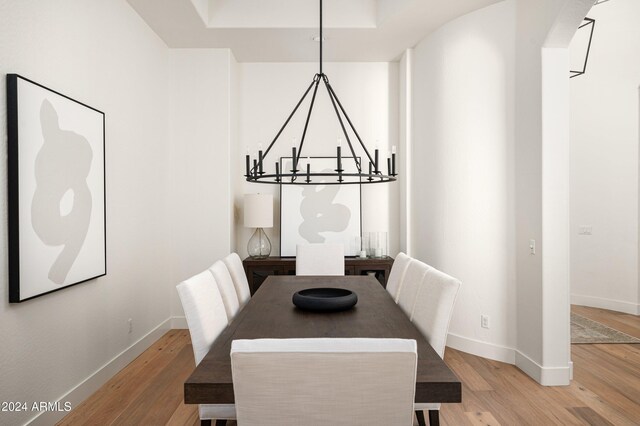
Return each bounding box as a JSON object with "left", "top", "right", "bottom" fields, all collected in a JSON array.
[
  {"left": 7, "top": 74, "right": 106, "bottom": 302},
  {"left": 279, "top": 156, "right": 361, "bottom": 256}
]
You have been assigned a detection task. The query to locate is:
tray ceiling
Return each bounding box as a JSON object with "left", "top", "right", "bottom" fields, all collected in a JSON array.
[{"left": 127, "top": 0, "right": 500, "bottom": 62}]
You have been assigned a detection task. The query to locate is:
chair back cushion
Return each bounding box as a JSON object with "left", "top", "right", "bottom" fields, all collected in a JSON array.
[
  {"left": 296, "top": 243, "right": 345, "bottom": 276},
  {"left": 231, "top": 338, "right": 417, "bottom": 426},
  {"left": 210, "top": 260, "right": 241, "bottom": 322},
  {"left": 176, "top": 271, "right": 228, "bottom": 365},
  {"left": 397, "top": 260, "right": 430, "bottom": 318},
  {"left": 223, "top": 253, "right": 251, "bottom": 306},
  {"left": 412, "top": 267, "right": 461, "bottom": 358},
  {"left": 386, "top": 252, "right": 412, "bottom": 302}
]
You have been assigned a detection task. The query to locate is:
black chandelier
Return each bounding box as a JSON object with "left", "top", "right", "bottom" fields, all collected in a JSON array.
[{"left": 245, "top": 0, "right": 397, "bottom": 185}]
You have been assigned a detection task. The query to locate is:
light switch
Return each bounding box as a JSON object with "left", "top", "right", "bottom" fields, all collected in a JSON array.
[{"left": 529, "top": 239, "right": 535, "bottom": 255}]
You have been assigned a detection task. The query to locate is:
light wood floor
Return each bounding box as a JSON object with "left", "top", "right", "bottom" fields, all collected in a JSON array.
[{"left": 58, "top": 305, "right": 640, "bottom": 426}]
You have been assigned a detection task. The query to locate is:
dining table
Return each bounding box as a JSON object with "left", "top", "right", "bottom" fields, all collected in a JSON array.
[{"left": 184, "top": 275, "right": 462, "bottom": 405}]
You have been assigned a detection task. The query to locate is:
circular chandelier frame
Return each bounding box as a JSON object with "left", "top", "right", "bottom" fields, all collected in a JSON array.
[{"left": 244, "top": 0, "right": 398, "bottom": 185}]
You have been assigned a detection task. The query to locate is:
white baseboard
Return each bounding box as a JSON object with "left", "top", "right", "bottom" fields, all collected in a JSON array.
[
  {"left": 569, "top": 361, "right": 573, "bottom": 380},
  {"left": 515, "top": 350, "right": 571, "bottom": 386},
  {"left": 447, "top": 333, "right": 571, "bottom": 386},
  {"left": 171, "top": 316, "right": 188, "bottom": 329},
  {"left": 27, "top": 317, "right": 173, "bottom": 426},
  {"left": 571, "top": 294, "right": 640, "bottom": 315},
  {"left": 446, "top": 333, "right": 516, "bottom": 364}
]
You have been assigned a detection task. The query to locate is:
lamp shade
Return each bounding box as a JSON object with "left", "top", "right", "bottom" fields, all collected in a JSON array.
[{"left": 244, "top": 194, "right": 273, "bottom": 228}]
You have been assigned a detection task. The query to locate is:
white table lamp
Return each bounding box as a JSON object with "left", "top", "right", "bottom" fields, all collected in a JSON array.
[{"left": 244, "top": 194, "right": 273, "bottom": 259}]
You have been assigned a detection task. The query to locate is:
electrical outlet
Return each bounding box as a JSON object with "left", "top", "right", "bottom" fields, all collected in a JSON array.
[
  {"left": 128, "top": 318, "right": 133, "bottom": 334},
  {"left": 481, "top": 315, "right": 490, "bottom": 329},
  {"left": 579, "top": 226, "right": 593, "bottom": 235}
]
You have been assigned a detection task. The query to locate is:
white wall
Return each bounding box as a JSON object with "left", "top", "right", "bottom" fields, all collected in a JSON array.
[
  {"left": 0, "top": 1, "right": 173, "bottom": 424},
  {"left": 513, "top": 0, "right": 564, "bottom": 376},
  {"left": 230, "top": 52, "right": 241, "bottom": 253},
  {"left": 398, "top": 50, "right": 413, "bottom": 255},
  {"left": 410, "top": 0, "right": 589, "bottom": 385},
  {"left": 411, "top": 0, "right": 517, "bottom": 362},
  {"left": 513, "top": 0, "right": 586, "bottom": 386},
  {"left": 233, "top": 62, "right": 400, "bottom": 259},
  {"left": 569, "top": 0, "right": 640, "bottom": 315},
  {"left": 168, "top": 49, "right": 235, "bottom": 318},
  {"left": 0, "top": 2, "right": 239, "bottom": 423}
]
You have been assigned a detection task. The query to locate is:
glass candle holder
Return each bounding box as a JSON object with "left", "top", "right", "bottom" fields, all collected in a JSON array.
[{"left": 364, "top": 231, "right": 387, "bottom": 258}]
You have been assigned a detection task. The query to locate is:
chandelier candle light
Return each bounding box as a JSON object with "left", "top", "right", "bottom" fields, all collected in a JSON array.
[{"left": 244, "top": 0, "right": 398, "bottom": 185}]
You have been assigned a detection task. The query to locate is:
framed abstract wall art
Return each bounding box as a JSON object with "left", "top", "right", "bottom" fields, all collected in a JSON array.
[
  {"left": 7, "top": 74, "right": 106, "bottom": 302},
  {"left": 279, "top": 156, "right": 361, "bottom": 256}
]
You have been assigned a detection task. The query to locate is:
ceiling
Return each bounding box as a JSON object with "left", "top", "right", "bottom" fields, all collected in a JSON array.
[{"left": 127, "top": 0, "right": 500, "bottom": 62}]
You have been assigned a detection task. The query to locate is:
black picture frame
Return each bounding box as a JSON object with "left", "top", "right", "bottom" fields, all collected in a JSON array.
[{"left": 7, "top": 74, "right": 107, "bottom": 303}]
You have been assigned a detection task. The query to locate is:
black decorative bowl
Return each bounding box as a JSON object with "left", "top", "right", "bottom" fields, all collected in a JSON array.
[{"left": 292, "top": 288, "right": 358, "bottom": 312}]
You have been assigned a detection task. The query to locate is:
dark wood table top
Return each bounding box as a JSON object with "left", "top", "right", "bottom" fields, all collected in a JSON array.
[
  {"left": 184, "top": 275, "right": 461, "bottom": 404},
  {"left": 241, "top": 256, "right": 394, "bottom": 267}
]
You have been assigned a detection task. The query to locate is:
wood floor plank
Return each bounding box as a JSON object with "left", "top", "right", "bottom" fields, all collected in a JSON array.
[
  {"left": 111, "top": 344, "right": 195, "bottom": 426},
  {"left": 578, "top": 344, "right": 640, "bottom": 385},
  {"left": 453, "top": 353, "right": 553, "bottom": 425},
  {"left": 571, "top": 358, "right": 640, "bottom": 421},
  {"left": 572, "top": 347, "right": 640, "bottom": 414},
  {"left": 165, "top": 401, "right": 199, "bottom": 426},
  {"left": 58, "top": 306, "right": 640, "bottom": 426},
  {"left": 440, "top": 401, "right": 473, "bottom": 426},
  {"left": 493, "top": 369, "right": 583, "bottom": 425},
  {"left": 567, "top": 406, "right": 615, "bottom": 426},
  {"left": 590, "top": 344, "right": 640, "bottom": 375},
  {"left": 445, "top": 348, "right": 494, "bottom": 392},
  {"left": 563, "top": 380, "right": 640, "bottom": 426},
  {"left": 57, "top": 330, "right": 189, "bottom": 426},
  {"left": 465, "top": 411, "right": 501, "bottom": 426},
  {"left": 487, "top": 375, "right": 577, "bottom": 424}
]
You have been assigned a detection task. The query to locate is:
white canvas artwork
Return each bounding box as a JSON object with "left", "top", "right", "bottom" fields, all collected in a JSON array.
[
  {"left": 8, "top": 75, "right": 106, "bottom": 302},
  {"left": 280, "top": 157, "right": 361, "bottom": 256}
]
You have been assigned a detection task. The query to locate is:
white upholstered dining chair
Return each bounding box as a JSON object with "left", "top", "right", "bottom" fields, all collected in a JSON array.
[
  {"left": 296, "top": 243, "right": 345, "bottom": 276},
  {"left": 223, "top": 252, "right": 251, "bottom": 307},
  {"left": 386, "top": 252, "right": 413, "bottom": 302},
  {"left": 230, "top": 338, "right": 417, "bottom": 426},
  {"left": 176, "top": 271, "right": 235, "bottom": 426},
  {"left": 209, "top": 260, "right": 241, "bottom": 322},
  {"left": 396, "top": 259, "right": 431, "bottom": 318},
  {"left": 411, "top": 267, "right": 461, "bottom": 426}
]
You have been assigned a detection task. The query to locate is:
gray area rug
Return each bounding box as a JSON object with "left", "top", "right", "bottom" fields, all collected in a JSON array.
[{"left": 571, "top": 313, "right": 640, "bottom": 344}]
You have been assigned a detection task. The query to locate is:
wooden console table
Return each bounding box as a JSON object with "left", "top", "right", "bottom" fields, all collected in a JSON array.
[{"left": 242, "top": 256, "right": 394, "bottom": 295}]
